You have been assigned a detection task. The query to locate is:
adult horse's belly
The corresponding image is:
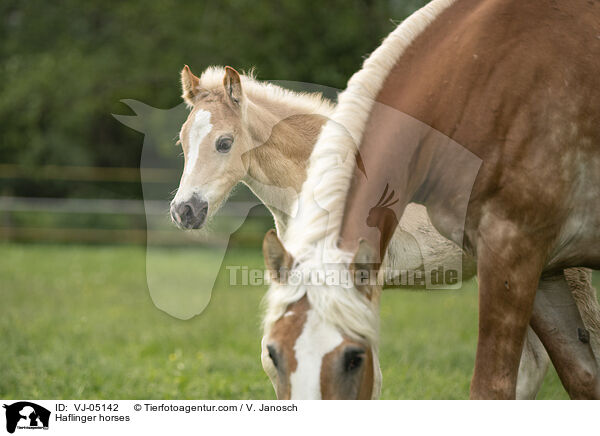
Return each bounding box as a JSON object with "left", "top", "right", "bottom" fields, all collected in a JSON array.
[{"left": 548, "top": 149, "right": 600, "bottom": 271}]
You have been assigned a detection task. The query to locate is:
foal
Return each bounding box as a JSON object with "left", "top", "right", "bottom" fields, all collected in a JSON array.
[{"left": 170, "top": 65, "right": 599, "bottom": 398}]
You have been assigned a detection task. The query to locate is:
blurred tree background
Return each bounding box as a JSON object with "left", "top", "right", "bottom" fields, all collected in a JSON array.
[
  {"left": 0, "top": 0, "right": 428, "bottom": 244},
  {"left": 1, "top": 0, "right": 427, "bottom": 199}
]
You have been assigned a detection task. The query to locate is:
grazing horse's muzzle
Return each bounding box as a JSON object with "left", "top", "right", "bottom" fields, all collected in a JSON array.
[{"left": 170, "top": 194, "right": 208, "bottom": 229}]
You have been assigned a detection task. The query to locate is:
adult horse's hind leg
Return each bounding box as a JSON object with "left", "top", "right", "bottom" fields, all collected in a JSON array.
[
  {"left": 530, "top": 272, "right": 600, "bottom": 399},
  {"left": 502, "top": 271, "right": 600, "bottom": 400},
  {"left": 515, "top": 268, "right": 599, "bottom": 399},
  {"left": 516, "top": 326, "right": 550, "bottom": 399}
]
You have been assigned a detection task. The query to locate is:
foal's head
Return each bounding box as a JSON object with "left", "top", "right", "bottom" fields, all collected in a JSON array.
[
  {"left": 261, "top": 230, "right": 382, "bottom": 399},
  {"left": 170, "top": 65, "right": 253, "bottom": 229}
]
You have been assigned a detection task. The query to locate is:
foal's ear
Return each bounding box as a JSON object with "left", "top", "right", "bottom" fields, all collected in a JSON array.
[
  {"left": 263, "top": 229, "right": 293, "bottom": 284},
  {"left": 223, "top": 66, "right": 243, "bottom": 105},
  {"left": 349, "top": 239, "right": 378, "bottom": 298},
  {"left": 181, "top": 65, "right": 201, "bottom": 107}
]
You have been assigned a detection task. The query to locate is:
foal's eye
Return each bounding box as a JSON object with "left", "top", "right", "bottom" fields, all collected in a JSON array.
[
  {"left": 343, "top": 348, "right": 364, "bottom": 373},
  {"left": 267, "top": 344, "right": 279, "bottom": 369},
  {"left": 216, "top": 135, "right": 233, "bottom": 153}
]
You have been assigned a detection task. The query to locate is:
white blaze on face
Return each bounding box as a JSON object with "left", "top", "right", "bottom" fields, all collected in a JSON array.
[
  {"left": 290, "top": 309, "right": 344, "bottom": 399},
  {"left": 184, "top": 109, "right": 213, "bottom": 178}
]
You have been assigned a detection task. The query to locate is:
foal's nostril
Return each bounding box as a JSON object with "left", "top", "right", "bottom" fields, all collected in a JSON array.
[{"left": 182, "top": 204, "right": 193, "bottom": 220}]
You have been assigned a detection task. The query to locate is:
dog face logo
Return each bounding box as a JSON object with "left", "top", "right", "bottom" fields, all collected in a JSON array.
[{"left": 3, "top": 402, "right": 50, "bottom": 434}]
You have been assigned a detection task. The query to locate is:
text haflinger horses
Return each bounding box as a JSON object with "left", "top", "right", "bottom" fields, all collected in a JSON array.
[
  {"left": 260, "top": 0, "right": 600, "bottom": 399},
  {"left": 169, "top": 58, "right": 599, "bottom": 397}
]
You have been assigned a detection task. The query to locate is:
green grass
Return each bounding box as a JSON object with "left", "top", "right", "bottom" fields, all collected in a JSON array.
[{"left": 0, "top": 243, "right": 587, "bottom": 399}]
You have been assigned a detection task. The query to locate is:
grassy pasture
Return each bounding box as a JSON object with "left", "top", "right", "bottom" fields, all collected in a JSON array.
[{"left": 2, "top": 243, "right": 591, "bottom": 399}]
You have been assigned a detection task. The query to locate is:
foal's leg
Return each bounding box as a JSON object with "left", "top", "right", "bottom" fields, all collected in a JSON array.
[
  {"left": 470, "top": 231, "right": 544, "bottom": 399},
  {"left": 530, "top": 273, "right": 600, "bottom": 399},
  {"left": 516, "top": 326, "right": 550, "bottom": 400}
]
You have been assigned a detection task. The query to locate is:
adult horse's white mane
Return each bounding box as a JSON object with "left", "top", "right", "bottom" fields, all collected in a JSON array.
[
  {"left": 283, "top": 0, "right": 457, "bottom": 257},
  {"left": 264, "top": 0, "right": 458, "bottom": 345}
]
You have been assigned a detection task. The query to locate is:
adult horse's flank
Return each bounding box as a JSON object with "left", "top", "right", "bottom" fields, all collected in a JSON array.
[
  {"left": 171, "top": 65, "right": 599, "bottom": 398},
  {"left": 262, "top": 0, "right": 600, "bottom": 399}
]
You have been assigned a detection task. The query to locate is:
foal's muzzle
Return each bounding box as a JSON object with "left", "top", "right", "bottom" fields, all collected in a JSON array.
[{"left": 170, "top": 194, "right": 208, "bottom": 229}]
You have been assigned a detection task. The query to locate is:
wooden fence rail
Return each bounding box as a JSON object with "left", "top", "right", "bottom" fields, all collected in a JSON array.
[{"left": 0, "top": 164, "right": 268, "bottom": 245}]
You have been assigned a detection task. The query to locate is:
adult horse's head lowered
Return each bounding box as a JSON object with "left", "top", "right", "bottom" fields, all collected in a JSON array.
[
  {"left": 170, "top": 65, "right": 333, "bottom": 230},
  {"left": 261, "top": 230, "right": 382, "bottom": 399}
]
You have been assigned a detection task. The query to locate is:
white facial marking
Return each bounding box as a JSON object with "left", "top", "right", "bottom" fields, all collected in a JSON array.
[
  {"left": 184, "top": 109, "right": 212, "bottom": 177},
  {"left": 290, "top": 309, "right": 344, "bottom": 399}
]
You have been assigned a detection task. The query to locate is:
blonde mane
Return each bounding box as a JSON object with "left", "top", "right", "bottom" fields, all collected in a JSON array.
[
  {"left": 284, "top": 0, "right": 457, "bottom": 256},
  {"left": 197, "top": 66, "right": 334, "bottom": 118},
  {"left": 264, "top": 0, "right": 458, "bottom": 345}
]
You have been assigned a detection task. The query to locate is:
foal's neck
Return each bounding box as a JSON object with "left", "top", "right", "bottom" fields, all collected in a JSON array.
[{"left": 242, "top": 94, "right": 332, "bottom": 234}]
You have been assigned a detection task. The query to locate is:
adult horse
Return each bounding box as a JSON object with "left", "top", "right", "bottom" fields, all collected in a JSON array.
[
  {"left": 170, "top": 64, "right": 598, "bottom": 398},
  {"left": 261, "top": 0, "right": 600, "bottom": 399}
]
